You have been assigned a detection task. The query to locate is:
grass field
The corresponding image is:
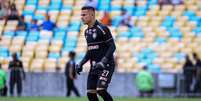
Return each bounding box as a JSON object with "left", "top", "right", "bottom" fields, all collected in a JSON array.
[{"left": 0, "top": 97, "right": 201, "bottom": 101}]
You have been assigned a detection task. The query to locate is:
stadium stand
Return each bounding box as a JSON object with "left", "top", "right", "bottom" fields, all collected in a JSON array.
[{"left": 0, "top": 0, "right": 201, "bottom": 73}]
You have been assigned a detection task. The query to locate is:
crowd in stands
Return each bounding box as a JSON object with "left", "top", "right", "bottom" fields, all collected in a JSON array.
[
  {"left": 0, "top": 0, "right": 57, "bottom": 32},
  {"left": 0, "top": 0, "right": 185, "bottom": 32}
]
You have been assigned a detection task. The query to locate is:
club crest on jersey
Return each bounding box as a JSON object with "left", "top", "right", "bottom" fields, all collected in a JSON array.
[
  {"left": 93, "top": 29, "right": 96, "bottom": 32},
  {"left": 92, "top": 33, "right": 97, "bottom": 39}
]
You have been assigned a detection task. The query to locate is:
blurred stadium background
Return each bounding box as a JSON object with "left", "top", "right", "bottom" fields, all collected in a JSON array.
[{"left": 0, "top": 0, "right": 201, "bottom": 99}]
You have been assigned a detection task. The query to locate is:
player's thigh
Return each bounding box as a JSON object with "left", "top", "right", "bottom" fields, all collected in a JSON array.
[
  {"left": 97, "top": 65, "right": 114, "bottom": 89},
  {"left": 87, "top": 74, "right": 99, "bottom": 90}
]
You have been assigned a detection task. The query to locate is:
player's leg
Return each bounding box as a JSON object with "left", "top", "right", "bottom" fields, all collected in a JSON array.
[
  {"left": 97, "top": 88, "right": 113, "bottom": 101},
  {"left": 16, "top": 78, "right": 22, "bottom": 97},
  {"left": 9, "top": 78, "right": 15, "bottom": 96},
  {"left": 3, "top": 86, "right": 7, "bottom": 96},
  {"left": 97, "top": 65, "right": 115, "bottom": 101},
  {"left": 67, "top": 78, "right": 73, "bottom": 96},
  {"left": 0, "top": 88, "right": 3, "bottom": 96},
  {"left": 72, "top": 80, "right": 80, "bottom": 97},
  {"left": 87, "top": 74, "right": 99, "bottom": 101},
  {"left": 87, "top": 90, "right": 99, "bottom": 101}
]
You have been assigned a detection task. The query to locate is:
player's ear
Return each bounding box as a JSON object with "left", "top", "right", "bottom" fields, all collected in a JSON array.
[
  {"left": 91, "top": 10, "right": 95, "bottom": 16},
  {"left": 91, "top": 12, "right": 94, "bottom": 16}
]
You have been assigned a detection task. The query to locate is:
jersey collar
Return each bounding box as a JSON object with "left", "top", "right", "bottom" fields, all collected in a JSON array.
[{"left": 88, "top": 20, "right": 99, "bottom": 29}]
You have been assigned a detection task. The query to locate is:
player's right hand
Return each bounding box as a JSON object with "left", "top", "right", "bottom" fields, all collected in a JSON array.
[{"left": 76, "top": 64, "right": 83, "bottom": 75}]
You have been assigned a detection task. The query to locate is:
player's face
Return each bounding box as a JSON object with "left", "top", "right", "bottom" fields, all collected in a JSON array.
[{"left": 81, "top": 10, "right": 93, "bottom": 25}]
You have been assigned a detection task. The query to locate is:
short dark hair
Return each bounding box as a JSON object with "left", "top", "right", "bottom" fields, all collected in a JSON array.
[
  {"left": 69, "top": 51, "right": 76, "bottom": 58},
  {"left": 143, "top": 66, "right": 148, "bottom": 70},
  {"left": 81, "top": 6, "right": 95, "bottom": 11}
]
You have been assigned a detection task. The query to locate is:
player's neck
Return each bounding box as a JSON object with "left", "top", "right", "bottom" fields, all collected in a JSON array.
[{"left": 88, "top": 19, "right": 96, "bottom": 28}]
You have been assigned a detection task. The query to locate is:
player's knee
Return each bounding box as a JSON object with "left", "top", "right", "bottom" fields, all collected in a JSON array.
[
  {"left": 97, "top": 88, "right": 106, "bottom": 96},
  {"left": 87, "top": 91, "right": 99, "bottom": 101},
  {"left": 87, "top": 89, "right": 97, "bottom": 94}
]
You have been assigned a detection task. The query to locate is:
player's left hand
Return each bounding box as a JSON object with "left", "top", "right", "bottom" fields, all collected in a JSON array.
[
  {"left": 76, "top": 64, "right": 83, "bottom": 75},
  {"left": 95, "top": 57, "right": 108, "bottom": 69}
]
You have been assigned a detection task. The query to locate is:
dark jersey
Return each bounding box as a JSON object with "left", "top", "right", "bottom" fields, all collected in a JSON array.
[
  {"left": 196, "top": 60, "right": 201, "bottom": 69},
  {"left": 8, "top": 60, "right": 25, "bottom": 79},
  {"left": 80, "top": 20, "right": 116, "bottom": 71},
  {"left": 65, "top": 60, "right": 76, "bottom": 78}
]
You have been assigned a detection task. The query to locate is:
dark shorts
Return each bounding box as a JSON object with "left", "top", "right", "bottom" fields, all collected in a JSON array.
[{"left": 87, "top": 64, "right": 114, "bottom": 90}]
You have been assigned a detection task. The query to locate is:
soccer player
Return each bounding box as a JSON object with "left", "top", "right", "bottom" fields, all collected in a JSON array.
[
  {"left": 9, "top": 53, "right": 26, "bottom": 97},
  {"left": 65, "top": 51, "right": 80, "bottom": 97},
  {"left": 76, "top": 6, "right": 116, "bottom": 101},
  {"left": 0, "top": 63, "right": 7, "bottom": 96}
]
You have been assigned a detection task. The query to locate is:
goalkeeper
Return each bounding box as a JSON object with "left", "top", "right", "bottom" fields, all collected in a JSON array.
[{"left": 76, "top": 6, "right": 116, "bottom": 101}]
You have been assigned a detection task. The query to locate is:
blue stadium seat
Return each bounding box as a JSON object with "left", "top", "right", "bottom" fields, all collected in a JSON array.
[
  {"left": 118, "top": 31, "right": 132, "bottom": 38},
  {"left": 110, "top": 5, "right": 122, "bottom": 11},
  {"left": 75, "top": 52, "right": 85, "bottom": 63},
  {"left": 168, "top": 28, "right": 182, "bottom": 39},
  {"left": 0, "top": 47, "right": 9, "bottom": 58},
  {"left": 26, "top": 31, "right": 40, "bottom": 42},
  {"left": 53, "top": 31, "right": 66, "bottom": 41},
  {"left": 123, "top": 6, "right": 135, "bottom": 14},
  {"left": 175, "top": 52, "right": 186, "bottom": 61},
  {"left": 161, "top": 16, "right": 176, "bottom": 28},
  {"left": 193, "top": 27, "right": 201, "bottom": 36},
  {"left": 65, "top": 40, "right": 77, "bottom": 47},
  {"left": 98, "top": 0, "right": 111, "bottom": 11},
  {"left": 155, "top": 37, "right": 167, "bottom": 44},
  {"left": 67, "top": 22, "right": 81, "bottom": 31},
  {"left": 33, "top": 15, "right": 45, "bottom": 20},
  {"left": 183, "top": 10, "right": 196, "bottom": 18},
  {"left": 50, "top": 0, "right": 62, "bottom": 4},
  {"left": 23, "top": 10, "right": 35, "bottom": 16},
  {"left": 147, "top": 64, "right": 161, "bottom": 73},
  {"left": 130, "top": 32, "right": 144, "bottom": 38},
  {"left": 61, "top": 5, "right": 72, "bottom": 10},
  {"left": 48, "top": 52, "right": 60, "bottom": 59},
  {"left": 3, "top": 31, "right": 15, "bottom": 37},
  {"left": 26, "top": 0, "right": 38, "bottom": 5},
  {"left": 49, "top": 0, "right": 62, "bottom": 11},
  {"left": 63, "top": 47, "right": 75, "bottom": 52},
  {"left": 49, "top": 5, "right": 61, "bottom": 11},
  {"left": 112, "top": 16, "right": 123, "bottom": 27},
  {"left": 134, "top": 6, "right": 148, "bottom": 16},
  {"left": 37, "top": 6, "right": 49, "bottom": 10},
  {"left": 136, "top": 48, "right": 157, "bottom": 66},
  {"left": 147, "top": 0, "right": 158, "bottom": 5},
  {"left": 16, "top": 31, "right": 28, "bottom": 37}
]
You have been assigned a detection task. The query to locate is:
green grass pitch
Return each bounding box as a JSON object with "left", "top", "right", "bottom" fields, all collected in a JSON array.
[{"left": 0, "top": 97, "right": 201, "bottom": 101}]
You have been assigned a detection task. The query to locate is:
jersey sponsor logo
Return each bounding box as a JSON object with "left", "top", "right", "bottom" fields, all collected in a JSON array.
[{"left": 88, "top": 45, "right": 99, "bottom": 50}]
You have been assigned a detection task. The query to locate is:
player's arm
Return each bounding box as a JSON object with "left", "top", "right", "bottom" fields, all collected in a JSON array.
[
  {"left": 104, "top": 38, "right": 116, "bottom": 59},
  {"left": 76, "top": 50, "right": 90, "bottom": 74},
  {"left": 8, "top": 62, "right": 12, "bottom": 69},
  {"left": 96, "top": 26, "right": 116, "bottom": 69},
  {"left": 69, "top": 62, "right": 74, "bottom": 79},
  {"left": 20, "top": 61, "right": 26, "bottom": 80},
  {"left": 80, "top": 50, "right": 90, "bottom": 66},
  {"left": 103, "top": 26, "right": 116, "bottom": 58},
  {"left": 64, "top": 62, "right": 69, "bottom": 76}
]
